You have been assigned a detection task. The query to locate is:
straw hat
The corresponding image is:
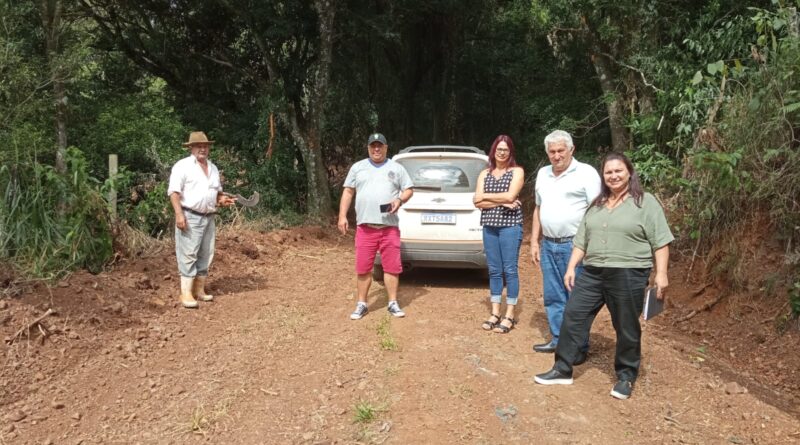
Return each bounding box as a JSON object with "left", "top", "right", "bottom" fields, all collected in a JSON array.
[{"left": 182, "top": 131, "right": 215, "bottom": 148}]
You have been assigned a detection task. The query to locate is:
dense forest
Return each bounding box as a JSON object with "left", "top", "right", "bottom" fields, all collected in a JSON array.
[{"left": 0, "top": 1, "right": 798, "bottom": 321}]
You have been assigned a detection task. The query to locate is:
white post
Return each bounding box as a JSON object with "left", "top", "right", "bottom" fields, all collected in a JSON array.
[{"left": 108, "top": 154, "right": 118, "bottom": 220}]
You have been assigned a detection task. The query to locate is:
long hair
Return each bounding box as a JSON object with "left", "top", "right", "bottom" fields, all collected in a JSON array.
[
  {"left": 592, "top": 152, "right": 645, "bottom": 208},
  {"left": 487, "top": 134, "right": 518, "bottom": 172}
]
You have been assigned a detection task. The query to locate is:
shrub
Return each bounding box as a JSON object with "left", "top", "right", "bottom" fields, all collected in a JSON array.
[{"left": 0, "top": 147, "right": 112, "bottom": 277}]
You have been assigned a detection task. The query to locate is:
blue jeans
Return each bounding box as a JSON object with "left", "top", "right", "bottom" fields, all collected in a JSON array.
[
  {"left": 540, "top": 238, "right": 583, "bottom": 344},
  {"left": 483, "top": 225, "right": 523, "bottom": 305}
]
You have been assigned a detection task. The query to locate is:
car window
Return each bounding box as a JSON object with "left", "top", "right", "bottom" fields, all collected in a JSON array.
[{"left": 396, "top": 158, "right": 487, "bottom": 193}]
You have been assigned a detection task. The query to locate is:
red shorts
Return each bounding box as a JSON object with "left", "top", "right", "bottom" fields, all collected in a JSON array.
[{"left": 355, "top": 225, "right": 402, "bottom": 275}]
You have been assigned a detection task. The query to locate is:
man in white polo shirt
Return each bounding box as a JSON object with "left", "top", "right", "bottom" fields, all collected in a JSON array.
[
  {"left": 531, "top": 130, "right": 600, "bottom": 355},
  {"left": 168, "top": 131, "right": 236, "bottom": 309}
]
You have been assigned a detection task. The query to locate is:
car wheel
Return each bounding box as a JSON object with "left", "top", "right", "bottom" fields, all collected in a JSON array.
[{"left": 372, "top": 264, "right": 384, "bottom": 282}]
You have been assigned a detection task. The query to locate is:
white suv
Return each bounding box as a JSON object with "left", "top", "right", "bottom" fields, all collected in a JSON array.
[{"left": 373, "top": 145, "right": 489, "bottom": 280}]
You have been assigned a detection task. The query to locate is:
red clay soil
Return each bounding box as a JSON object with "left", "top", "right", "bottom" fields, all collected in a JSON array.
[{"left": 0, "top": 226, "right": 798, "bottom": 444}]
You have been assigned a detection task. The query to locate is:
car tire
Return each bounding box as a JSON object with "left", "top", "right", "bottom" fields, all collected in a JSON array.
[{"left": 372, "top": 264, "right": 384, "bottom": 282}]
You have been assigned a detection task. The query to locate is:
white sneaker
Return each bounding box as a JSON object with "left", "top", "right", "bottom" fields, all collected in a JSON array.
[
  {"left": 387, "top": 301, "right": 405, "bottom": 318},
  {"left": 350, "top": 302, "right": 368, "bottom": 320}
]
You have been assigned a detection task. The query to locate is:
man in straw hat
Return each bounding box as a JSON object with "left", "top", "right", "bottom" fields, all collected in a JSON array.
[{"left": 167, "top": 131, "right": 236, "bottom": 308}]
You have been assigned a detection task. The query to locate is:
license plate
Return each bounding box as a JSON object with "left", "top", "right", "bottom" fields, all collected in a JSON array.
[{"left": 421, "top": 212, "right": 456, "bottom": 224}]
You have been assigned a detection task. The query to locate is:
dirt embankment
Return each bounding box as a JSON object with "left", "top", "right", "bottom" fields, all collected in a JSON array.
[{"left": 0, "top": 226, "right": 798, "bottom": 444}]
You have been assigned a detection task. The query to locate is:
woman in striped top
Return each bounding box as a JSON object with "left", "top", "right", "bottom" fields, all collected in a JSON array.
[{"left": 473, "top": 135, "right": 525, "bottom": 333}]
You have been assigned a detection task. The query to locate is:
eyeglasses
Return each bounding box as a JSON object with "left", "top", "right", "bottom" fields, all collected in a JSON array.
[{"left": 496, "top": 148, "right": 510, "bottom": 153}]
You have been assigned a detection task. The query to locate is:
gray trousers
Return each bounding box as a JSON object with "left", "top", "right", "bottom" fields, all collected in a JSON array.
[{"left": 175, "top": 211, "right": 216, "bottom": 277}]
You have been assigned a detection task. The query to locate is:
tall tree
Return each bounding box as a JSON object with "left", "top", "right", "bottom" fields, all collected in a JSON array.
[
  {"left": 79, "top": 0, "right": 337, "bottom": 219},
  {"left": 39, "top": 0, "right": 69, "bottom": 172},
  {"left": 531, "top": 0, "right": 648, "bottom": 152}
]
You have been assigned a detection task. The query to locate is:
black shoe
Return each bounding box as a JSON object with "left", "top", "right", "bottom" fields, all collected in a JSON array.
[
  {"left": 533, "top": 340, "right": 557, "bottom": 353},
  {"left": 573, "top": 351, "right": 588, "bottom": 366},
  {"left": 610, "top": 380, "right": 633, "bottom": 400},
  {"left": 533, "top": 368, "right": 573, "bottom": 385}
]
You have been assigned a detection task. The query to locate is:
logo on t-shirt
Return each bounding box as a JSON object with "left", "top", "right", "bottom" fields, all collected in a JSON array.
[{"left": 388, "top": 171, "right": 396, "bottom": 181}]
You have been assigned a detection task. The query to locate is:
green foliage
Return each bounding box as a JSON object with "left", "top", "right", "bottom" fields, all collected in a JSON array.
[
  {"left": 71, "top": 76, "right": 188, "bottom": 178},
  {"left": 352, "top": 399, "right": 387, "bottom": 424},
  {"left": 114, "top": 171, "right": 172, "bottom": 238},
  {"left": 627, "top": 144, "right": 681, "bottom": 192},
  {"left": 0, "top": 148, "right": 112, "bottom": 278},
  {"left": 682, "top": 3, "right": 800, "bottom": 241},
  {"left": 790, "top": 281, "right": 800, "bottom": 318}
]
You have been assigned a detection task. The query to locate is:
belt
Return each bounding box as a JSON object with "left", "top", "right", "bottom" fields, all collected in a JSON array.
[
  {"left": 182, "top": 207, "right": 216, "bottom": 217},
  {"left": 364, "top": 223, "right": 389, "bottom": 229},
  {"left": 543, "top": 235, "right": 574, "bottom": 244}
]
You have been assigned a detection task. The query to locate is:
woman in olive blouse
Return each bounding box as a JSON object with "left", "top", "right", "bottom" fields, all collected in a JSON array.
[{"left": 533, "top": 152, "right": 674, "bottom": 400}]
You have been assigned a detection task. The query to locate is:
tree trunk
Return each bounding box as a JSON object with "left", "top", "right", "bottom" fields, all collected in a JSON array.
[
  {"left": 291, "top": 0, "right": 335, "bottom": 221},
  {"left": 591, "top": 52, "right": 631, "bottom": 152},
  {"left": 284, "top": 110, "right": 333, "bottom": 220},
  {"left": 40, "top": 0, "right": 67, "bottom": 173}
]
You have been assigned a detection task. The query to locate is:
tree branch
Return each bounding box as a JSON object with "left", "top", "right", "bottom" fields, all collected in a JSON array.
[{"left": 600, "top": 52, "right": 664, "bottom": 93}]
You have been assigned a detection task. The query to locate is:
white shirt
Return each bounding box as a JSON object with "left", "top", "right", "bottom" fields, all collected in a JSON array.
[
  {"left": 535, "top": 158, "right": 601, "bottom": 238},
  {"left": 167, "top": 155, "right": 222, "bottom": 214}
]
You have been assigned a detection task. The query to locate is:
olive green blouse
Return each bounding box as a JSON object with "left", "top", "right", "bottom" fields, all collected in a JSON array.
[{"left": 574, "top": 192, "right": 674, "bottom": 268}]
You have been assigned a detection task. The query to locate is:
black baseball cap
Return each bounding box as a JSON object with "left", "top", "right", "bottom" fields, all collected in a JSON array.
[{"left": 367, "top": 133, "right": 387, "bottom": 146}]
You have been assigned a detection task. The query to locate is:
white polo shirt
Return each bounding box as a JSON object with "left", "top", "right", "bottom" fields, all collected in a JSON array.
[
  {"left": 535, "top": 158, "right": 601, "bottom": 238},
  {"left": 167, "top": 155, "right": 222, "bottom": 214}
]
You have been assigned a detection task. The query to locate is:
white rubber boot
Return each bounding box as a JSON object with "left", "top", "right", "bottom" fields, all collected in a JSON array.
[
  {"left": 179, "top": 276, "right": 198, "bottom": 308},
  {"left": 193, "top": 276, "right": 214, "bottom": 302}
]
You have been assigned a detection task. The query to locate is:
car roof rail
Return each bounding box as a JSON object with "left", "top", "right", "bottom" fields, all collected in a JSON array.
[{"left": 399, "top": 145, "right": 485, "bottom": 154}]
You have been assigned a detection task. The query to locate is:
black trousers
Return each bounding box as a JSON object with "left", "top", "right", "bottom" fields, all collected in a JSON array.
[{"left": 553, "top": 265, "right": 651, "bottom": 382}]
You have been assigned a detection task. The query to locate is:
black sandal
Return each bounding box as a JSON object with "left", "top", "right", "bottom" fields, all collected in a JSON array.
[
  {"left": 493, "top": 317, "right": 517, "bottom": 334},
  {"left": 482, "top": 314, "right": 501, "bottom": 331}
]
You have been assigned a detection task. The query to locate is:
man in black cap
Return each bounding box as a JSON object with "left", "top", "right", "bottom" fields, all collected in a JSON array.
[{"left": 338, "top": 133, "right": 414, "bottom": 320}]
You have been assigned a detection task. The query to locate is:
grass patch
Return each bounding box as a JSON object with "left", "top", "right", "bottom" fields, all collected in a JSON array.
[
  {"left": 353, "top": 400, "right": 379, "bottom": 424},
  {"left": 376, "top": 315, "right": 399, "bottom": 351},
  {"left": 188, "top": 405, "right": 210, "bottom": 434},
  {"left": 352, "top": 398, "right": 389, "bottom": 425},
  {"left": 384, "top": 363, "right": 400, "bottom": 376},
  {"left": 185, "top": 397, "right": 232, "bottom": 436},
  {"left": 448, "top": 383, "right": 474, "bottom": 399},
  {"left": 241, "top": 306, "right": 307, "bottom": 347}
]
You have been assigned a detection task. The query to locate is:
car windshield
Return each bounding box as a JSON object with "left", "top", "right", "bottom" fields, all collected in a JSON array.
[{"left": 396, "top": 157, "right": 487, "bottom": 193}]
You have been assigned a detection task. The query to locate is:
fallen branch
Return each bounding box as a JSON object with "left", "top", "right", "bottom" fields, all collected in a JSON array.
[
  {"left": 760, "top": 301, "right": 791, "bottom": 324},
  {"left": 675, "top": 294, "right": 724, "bottom": 323},
  {"left": 289, "top": 252, "right": 323, "bottom": 261},
  {"left": 690, "top": 283, "right": 712, "bottom": 298},
  {"left": 5, "top": 308, "right": 57, "bottom": 344}
]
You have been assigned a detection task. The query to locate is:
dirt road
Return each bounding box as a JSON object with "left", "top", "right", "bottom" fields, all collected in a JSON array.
[{"left": 1, "top": 227, "right": 798, "bottom": 444}]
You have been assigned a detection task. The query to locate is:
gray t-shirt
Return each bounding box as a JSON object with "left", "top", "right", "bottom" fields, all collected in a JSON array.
[{"left": 343, "top": 158, "right": 414, "bottom": 226}]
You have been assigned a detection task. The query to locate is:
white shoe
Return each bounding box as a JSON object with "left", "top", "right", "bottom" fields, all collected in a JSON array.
[
  {"left": 350, "top": 302, "right": 368, "bottom": 320},
  {"left": 387, "top": 301, "right": 405, "bottom": 318}
]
